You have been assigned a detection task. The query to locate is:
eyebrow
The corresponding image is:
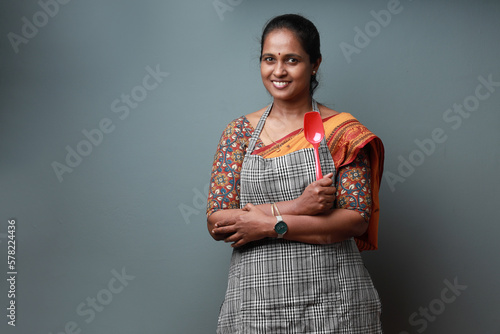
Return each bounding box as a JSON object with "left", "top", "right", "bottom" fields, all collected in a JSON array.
[{"left": 261, "top": 53, "right": 304, "bottom": 59}]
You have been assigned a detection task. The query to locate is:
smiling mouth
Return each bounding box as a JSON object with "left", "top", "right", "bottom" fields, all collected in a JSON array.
[{"left": 272, "top": 81, "right": 290, "bottom": 88}]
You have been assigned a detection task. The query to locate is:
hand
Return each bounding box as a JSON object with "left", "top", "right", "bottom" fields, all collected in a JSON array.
[
  {"left": 293, "top": 172, "right": 336, "bottom": 215},
  {"left": 212, "top": 203, "right": 275, "bottom": 248}
]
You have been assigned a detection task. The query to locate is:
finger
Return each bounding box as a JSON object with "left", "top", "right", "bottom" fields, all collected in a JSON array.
[
  {"left": 224, "top": 233, "right": 239, "bottom": 243},
  {"left": 317, "top": 176, "right": 334, "bottom": 187},
  {"left": 245, "top": 203, "right": 255, "bottom": 210},
  {"left": 214, "top": 220, "right": 235, "bottom": 228},
  {"left": 213, "top": 225, "right": 236, "bottom": 235},
  {"left": 314, "top": 187, "right": 335, "bottom": 200},
  {"left": 321, "top": 186, "right": 336, "bottom": 194},
  {"left": 231, "top": 238, "right": 247, "bottom": 248},
  {"left": 321, "top": 197, "right": 335, "bottom": 205}
]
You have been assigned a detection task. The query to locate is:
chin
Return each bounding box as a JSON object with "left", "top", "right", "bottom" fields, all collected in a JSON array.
[{"left": 270, "top": 91, "right": 303, "bottom": 102}]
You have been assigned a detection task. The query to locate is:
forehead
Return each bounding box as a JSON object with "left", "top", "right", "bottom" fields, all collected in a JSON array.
[{"left": 262, "top": 29, "right": 306, "bottom": 54}]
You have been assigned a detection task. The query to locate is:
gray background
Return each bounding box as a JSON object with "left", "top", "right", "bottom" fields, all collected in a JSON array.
[{"left": 1, "top": 0, "right": 499, "bottom": 333}]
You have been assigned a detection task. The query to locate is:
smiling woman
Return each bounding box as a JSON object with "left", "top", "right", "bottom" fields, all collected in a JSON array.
[
  {"left": 260, "top": 28, "right": 317, "bottom": 104},
  {"left": 206, "top": 13, "right": 385, "bottom": 333}
]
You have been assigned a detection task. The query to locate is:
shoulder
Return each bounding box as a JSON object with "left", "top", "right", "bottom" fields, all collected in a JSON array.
[
  {"left": 244, "top": 106, "right": 267, "bottom": 130},
  {"left": 220, "top": 115, "right": 251, "bottom": 134},
  {"left": 324, "top": 112, "right": 368, "bottom": 135},
  {"left": 217, "top": 115, "right": 254, "bottom": 147},
  {"left": 326, "top": 113, "right": 383, "bottom": 167},
  {"left": 224, "top": 115, "right": 247, "bottom": 128},
  {"left": 317, "top": 103, "right": 340, "bottom": 119}
]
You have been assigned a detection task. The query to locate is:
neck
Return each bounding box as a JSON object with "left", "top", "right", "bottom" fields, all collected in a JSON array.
[{"left": 270, "top": 96, "right": 314, "bottom": 120}]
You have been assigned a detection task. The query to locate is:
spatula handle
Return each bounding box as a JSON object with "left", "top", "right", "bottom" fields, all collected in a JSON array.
[{"left": 313, "top": 144, "right": 322, "bottom": 180}]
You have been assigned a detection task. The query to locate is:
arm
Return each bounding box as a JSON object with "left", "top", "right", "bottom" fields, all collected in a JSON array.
[
  {"left": 206, "top": 117, "right": 249, "bottom": 240},
  {"left": 208, "top": 209, "right": 243, "bottom": 241},
  {"left": 212, "top": 147, "right": 373, "bottom": 247},
  {"left": 207, "top": 173, "right": 336, "bottom": 241},
  {"left": 212, "top": 204, "right": 366, "bottom": 247},
  {"left": 206, "top": 117, "right": 336, "bottom": 240}
]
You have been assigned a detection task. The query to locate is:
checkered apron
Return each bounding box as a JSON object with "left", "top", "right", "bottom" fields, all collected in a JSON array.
[{"left": 217, "top": 101, "right": 382, "bottom": 333}]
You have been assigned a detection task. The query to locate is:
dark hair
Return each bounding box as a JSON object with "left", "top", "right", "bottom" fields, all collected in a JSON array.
[{"left": 260, "top": 14, "right": 321, "bottom": 95}]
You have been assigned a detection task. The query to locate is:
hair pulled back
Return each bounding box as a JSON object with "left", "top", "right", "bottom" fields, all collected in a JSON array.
[{"left": 260, "top": 14, "right": 321, "bottom": 96}]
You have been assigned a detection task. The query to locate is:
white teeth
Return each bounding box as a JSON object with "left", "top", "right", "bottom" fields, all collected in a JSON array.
[{"left": 273, "top": 81, "right": 289, "bottom": 87}]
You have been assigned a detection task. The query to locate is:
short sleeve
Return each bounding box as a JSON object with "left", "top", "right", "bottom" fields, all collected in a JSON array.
[
  {"left": 335, "top": 146, "right": 372, "bottom": 222},
  {"left": 206, "top": 117, "right": 254, "bottom": 217}
]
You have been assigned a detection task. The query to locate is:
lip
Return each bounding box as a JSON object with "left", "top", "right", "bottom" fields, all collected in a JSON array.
[{"left": 272, "top": 80, "right": 291, "bottom": 89}]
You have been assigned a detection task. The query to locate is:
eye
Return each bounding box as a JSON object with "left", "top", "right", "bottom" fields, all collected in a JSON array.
[
  {"left": 262, "top": 56, "right": 275, "bottom": 62},
  {"left": 287, "top": 58, "right": 299, "bottom": 64}
]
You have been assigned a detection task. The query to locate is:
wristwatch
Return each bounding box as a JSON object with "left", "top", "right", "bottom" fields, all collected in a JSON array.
[
  {"left": 271, "top": 203, "right": 287, "bottom": 238},
  {"left": 274, "top": 215, "right": 288, "bottom": 238}
]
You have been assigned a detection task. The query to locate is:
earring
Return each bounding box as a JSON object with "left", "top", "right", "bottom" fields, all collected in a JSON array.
[{"left": 312, "top": 71, "right": 316, "bottom": 75}]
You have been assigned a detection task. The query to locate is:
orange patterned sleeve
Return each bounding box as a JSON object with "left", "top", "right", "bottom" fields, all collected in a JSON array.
[
  {"left": 206, "top": 116, "right": 254, "bottom": 217},
  {"left": 335, "top": 146, "right": 372, "bottom": 222}
]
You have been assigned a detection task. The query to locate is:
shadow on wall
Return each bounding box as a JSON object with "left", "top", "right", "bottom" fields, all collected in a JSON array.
[{"left": 371, "top": 187, "right": 469, "bottom": 334}]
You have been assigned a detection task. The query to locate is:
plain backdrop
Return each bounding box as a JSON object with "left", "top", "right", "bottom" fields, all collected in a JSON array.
[{"left": 1, "top": 0, "right": 499, "bottom": 333}]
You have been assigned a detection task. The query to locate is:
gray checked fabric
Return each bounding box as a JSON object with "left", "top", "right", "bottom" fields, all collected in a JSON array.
[{"left": 217, "top": 100, "right": 382, "bottom": 334}]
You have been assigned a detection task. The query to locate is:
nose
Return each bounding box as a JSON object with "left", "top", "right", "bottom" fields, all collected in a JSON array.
[{"left": 273, "top": 61, "right": 286, "bottom": 77}]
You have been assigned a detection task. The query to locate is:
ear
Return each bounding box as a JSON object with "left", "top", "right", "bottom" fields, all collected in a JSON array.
[{"left": 312, "top": 56, "right": 322, "bottom": 73}]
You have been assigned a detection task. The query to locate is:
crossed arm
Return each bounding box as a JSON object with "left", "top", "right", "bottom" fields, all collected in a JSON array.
[{"left": 207, "top": 173, "right": 367, "bottom": 248}]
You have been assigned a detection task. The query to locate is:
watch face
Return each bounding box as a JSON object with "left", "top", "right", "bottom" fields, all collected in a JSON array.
[{"left": 275, "top": 221, "right": 288, "bottom": 235}]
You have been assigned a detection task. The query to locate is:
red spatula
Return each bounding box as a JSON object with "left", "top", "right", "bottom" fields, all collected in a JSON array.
[{"left": 304, "top": 112, "right": 325, "bottom": 180}]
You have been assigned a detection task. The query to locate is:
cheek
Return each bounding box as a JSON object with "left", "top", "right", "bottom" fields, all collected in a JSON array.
[
  {"left": 260, "top": 63, "right": 270, "bottom": 75},
  {"left": 260, "top": 65, "right": 272, "bottom": 82}
]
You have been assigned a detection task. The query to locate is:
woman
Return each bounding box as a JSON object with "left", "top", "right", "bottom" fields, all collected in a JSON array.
[{"left": 207, "top": 14, "right": 384, "bottom": 333}]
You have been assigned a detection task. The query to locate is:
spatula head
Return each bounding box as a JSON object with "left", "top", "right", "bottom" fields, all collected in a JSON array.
[{"left": 304, "top": 112, "right": 325, "bottom": 144}]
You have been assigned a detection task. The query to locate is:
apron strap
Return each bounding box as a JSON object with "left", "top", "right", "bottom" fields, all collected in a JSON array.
[
  {"left": 312, "top": 99, "right": 319, "bottom": 113},
  {"left": 246, "top": 103, "right": 272, "bottom": 154}
]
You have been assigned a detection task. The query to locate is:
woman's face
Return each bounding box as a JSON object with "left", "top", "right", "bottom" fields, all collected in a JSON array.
[{"left": 260, "top": 28, "right": 319, "bottom": 102}]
